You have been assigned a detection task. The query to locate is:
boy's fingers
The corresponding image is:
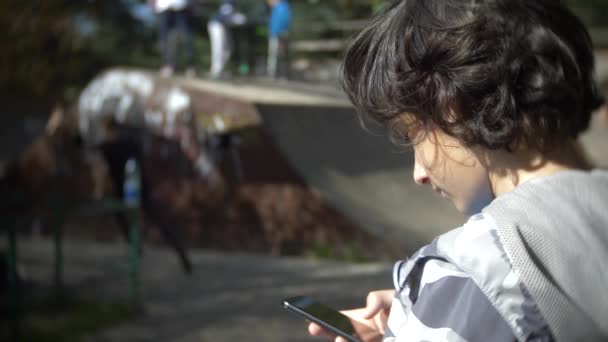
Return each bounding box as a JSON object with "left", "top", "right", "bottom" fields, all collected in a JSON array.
[
  {"left": 362, "top": 292, "right": 383, "bottom": 319},
  {"left": 309, "top": 322, "right": 358, "bottom": 342},
  {"left": 308, "top": 322, "right": 336, "bottom": 338},
  {"left": 308, "top": 322, "right": 324, "bottom": 336}
]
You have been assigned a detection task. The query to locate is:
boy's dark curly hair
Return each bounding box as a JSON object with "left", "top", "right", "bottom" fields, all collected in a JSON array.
[{"left": 340, "top": 0, "right": 604, "bottom": 151}]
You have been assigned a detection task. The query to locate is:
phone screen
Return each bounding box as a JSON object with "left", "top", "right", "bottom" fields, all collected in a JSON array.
[{"left": 283, "top": 296, "right": 360, "bottom": 342}]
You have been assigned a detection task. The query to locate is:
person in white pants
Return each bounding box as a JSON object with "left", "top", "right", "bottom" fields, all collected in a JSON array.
[
  {"left": 207, "top": 0, "right": 246, "bottom": 79},
  {"left": 207, "top": 20, "right": 231, "bottom": 79},
  {"left": 149, "top": 0, "right": 195, "bottom": 77}
]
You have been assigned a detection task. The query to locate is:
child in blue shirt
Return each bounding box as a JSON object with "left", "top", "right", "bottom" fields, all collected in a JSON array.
[{"left": 266, "top": 0, "right": 292, "bottom": 79}]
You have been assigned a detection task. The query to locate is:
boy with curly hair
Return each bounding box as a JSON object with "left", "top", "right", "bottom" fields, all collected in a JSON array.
[{"left": 308, "top": 0, "right": 608, "bottom": 341}]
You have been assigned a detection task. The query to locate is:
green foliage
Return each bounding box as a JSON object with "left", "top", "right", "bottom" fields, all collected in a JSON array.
[
  {"left": 308, "top": 243, "right": 335, "bottom": 259},
  {"left": 307, "top": 241, "right": 370, "bottom": 263},
  {"left": 0, "top": 0, "right": 158, "bottom": 104},
  {"left": 1, "top": 1, "right": 73, "bottom": 99}
]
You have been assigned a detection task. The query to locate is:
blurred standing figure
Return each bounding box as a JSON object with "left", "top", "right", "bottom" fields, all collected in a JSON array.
[
  {"left": 99, "top": 119, "right": 193, "bottom": 273},
  {"left": 207, "top": 0, "right": 247, "bottom": 79},
  {"left": 149, "top": 0, "right": 196, "bottom": 77},
  {"left": 266, "top": 0, "right": 291, "bottom": 79}
]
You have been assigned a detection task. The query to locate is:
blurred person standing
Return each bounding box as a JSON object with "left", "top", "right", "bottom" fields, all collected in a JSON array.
[
  {"left": 232, "top": 2, "right": 267, "bottom": 77},
  {"left": 207, "top": 0, "right": 247, "bottom": 79},
  {"left": 98, "top": 119, "right": 193, "bottom": 273},
  {"left": 149, "top": 0, "right": 196, "bottom": 77},
  {"left": 266, "top": 0, "right": 291, "bottom": 79}
]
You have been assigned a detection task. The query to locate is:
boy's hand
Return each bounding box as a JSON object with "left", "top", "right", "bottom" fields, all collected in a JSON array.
[{"left": 307, "top": 289, "right": 395, "bottom": 342}]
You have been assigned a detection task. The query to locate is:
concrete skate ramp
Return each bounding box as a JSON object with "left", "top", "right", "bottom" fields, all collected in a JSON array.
[
  {"left": 257, "top": 103, "right": 464, "bottom": 254},
  {"left": 182, "top": 78, "right": 464, "bottom": 254}
]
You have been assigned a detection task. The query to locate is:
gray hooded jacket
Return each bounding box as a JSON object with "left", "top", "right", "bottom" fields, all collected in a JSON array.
[
  {"left": 484, "top": 170, "right": 608, "bottom": 341},
  {"left": 385, "top": 170, "right": 608, "bottom": 341}
]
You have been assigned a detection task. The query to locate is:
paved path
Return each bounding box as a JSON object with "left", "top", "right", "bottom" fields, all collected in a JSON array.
[{"left": 16, "top": 238, "right": 392, "bottom": 342}]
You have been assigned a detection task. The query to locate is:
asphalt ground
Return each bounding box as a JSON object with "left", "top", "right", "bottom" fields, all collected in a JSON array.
[{"left": 15, "top": 238, "right": 392, "bottom": 342}]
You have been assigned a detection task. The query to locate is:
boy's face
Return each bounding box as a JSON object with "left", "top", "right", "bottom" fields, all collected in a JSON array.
[{"left": 408, "top": 119, "right": 494, "bottom": 214}]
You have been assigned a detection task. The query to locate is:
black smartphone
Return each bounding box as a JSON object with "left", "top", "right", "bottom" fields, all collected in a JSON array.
[{"left": 282, "top": 295, "right": 361, "bottom": 342}]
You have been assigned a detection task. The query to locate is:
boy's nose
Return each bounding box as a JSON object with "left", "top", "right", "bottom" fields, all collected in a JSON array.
[{"left": 413, "top": 160, "right": 430, "bottom": 185}]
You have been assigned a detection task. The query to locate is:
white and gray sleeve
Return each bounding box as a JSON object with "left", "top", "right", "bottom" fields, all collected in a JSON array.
[{"left": 385, "top": 256, "right": 515, "bottom": 342}]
